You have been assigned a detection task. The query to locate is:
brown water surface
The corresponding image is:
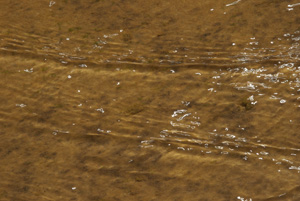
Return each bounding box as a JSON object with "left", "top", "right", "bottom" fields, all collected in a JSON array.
[{"left": 1, "top": 0, "right": 300, "bottom": 200}]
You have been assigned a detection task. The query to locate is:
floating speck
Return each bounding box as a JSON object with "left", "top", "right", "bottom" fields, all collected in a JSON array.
[
  {"left": 97, "top": 128, "right": 104, "bottom": 132},
  {"left": 78, "top": 64, "right": 87, "bottom": 68},
  {"left": 68, "top": 75, "right": 72, "bottom": 79},
  {"left": 49, "top": 1, "right": 55, "bottom": 7},
  {"left": 24, "top": 68, "right": 33, "bottom": 73},
  {"left": 96, "top": 108, "right": 105, "bottom": 113},
  {"left": 16, "top": 104, "right": 26, "bottom": 108},
  {"left": 280, "top": 99, "right": 286, "bottom": 104}
]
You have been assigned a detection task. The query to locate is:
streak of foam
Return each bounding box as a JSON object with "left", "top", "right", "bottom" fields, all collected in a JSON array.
[{"left": 226, "top": 0, "right": 241, "bottom": 7}]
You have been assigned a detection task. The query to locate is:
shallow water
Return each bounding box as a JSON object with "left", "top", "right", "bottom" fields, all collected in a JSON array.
[{"left": 1, "top": 0, "right": 300, "bottom": 200}]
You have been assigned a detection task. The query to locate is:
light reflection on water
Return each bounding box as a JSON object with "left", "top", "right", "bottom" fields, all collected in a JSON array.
[{"left": 1, "top": 0, "right": 300, "bottom": 200}]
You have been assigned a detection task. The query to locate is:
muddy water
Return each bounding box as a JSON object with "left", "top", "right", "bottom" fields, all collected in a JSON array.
[{"left": 1, "top": 0, "right": 300, "bottom": 200}]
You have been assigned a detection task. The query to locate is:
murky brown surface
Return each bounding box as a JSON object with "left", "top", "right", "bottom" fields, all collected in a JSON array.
[{"left": 1, "top": 0, "right": 300, "bottom": 200}]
